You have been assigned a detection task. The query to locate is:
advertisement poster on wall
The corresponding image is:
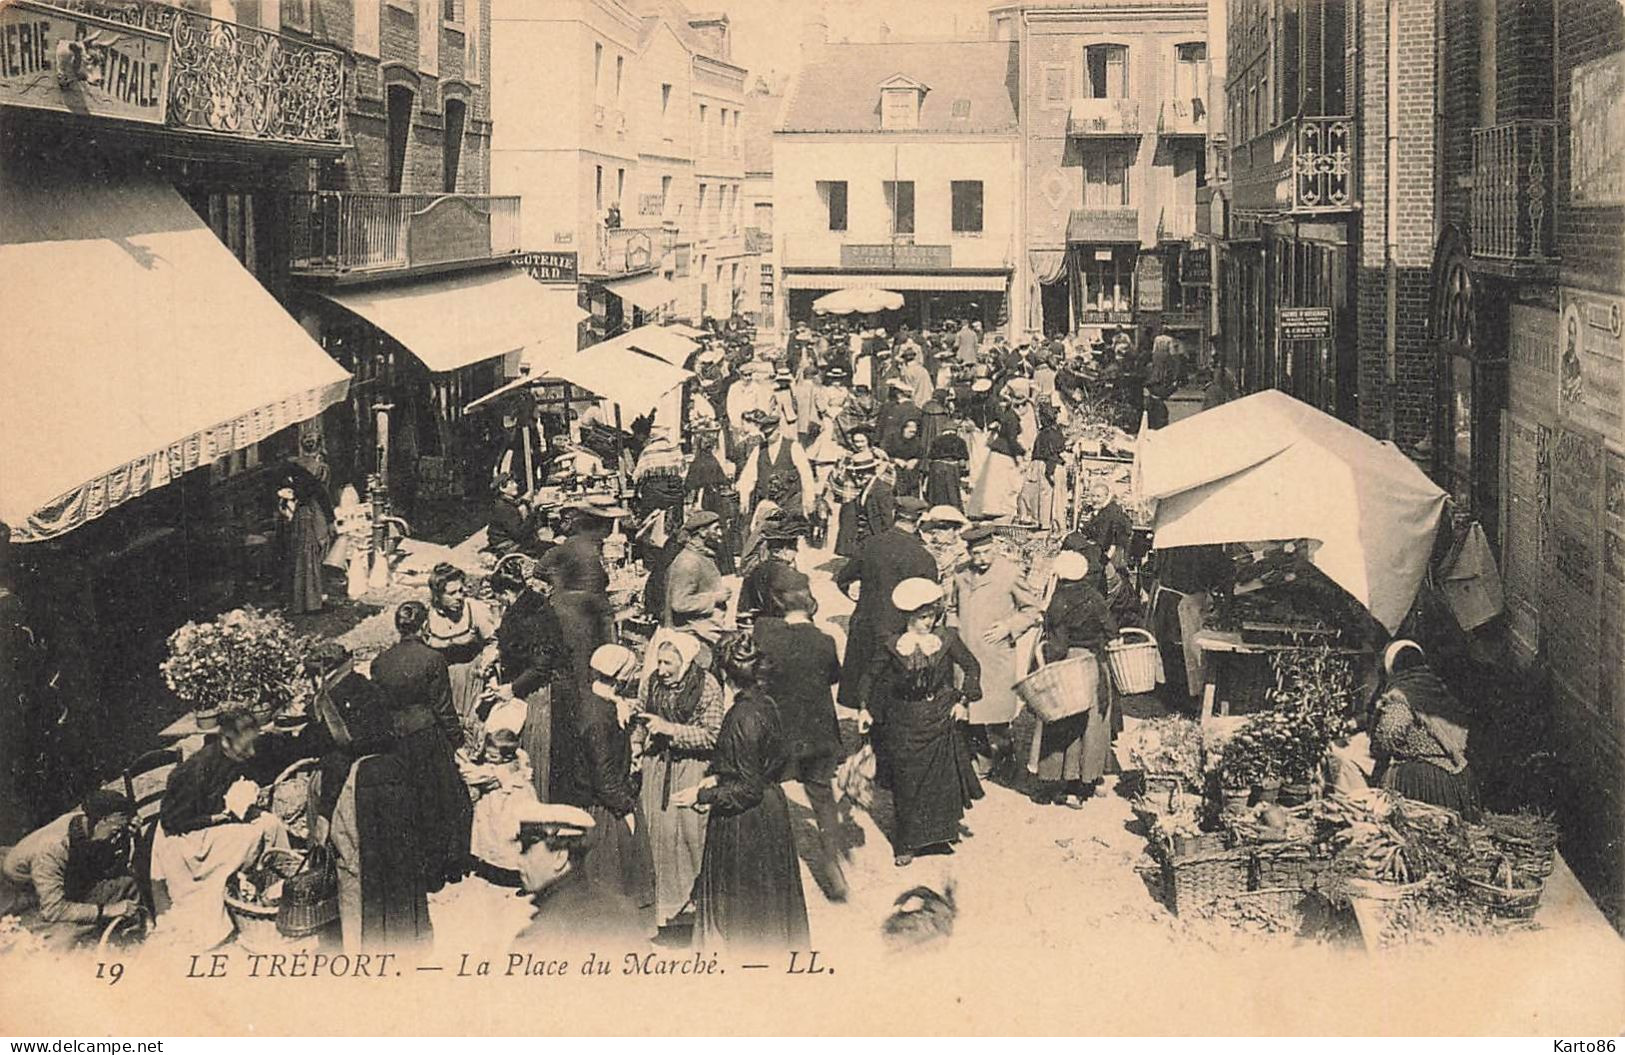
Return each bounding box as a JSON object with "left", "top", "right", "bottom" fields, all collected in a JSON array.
[{"left": 1558, "top": 288, "right": 1625, "bottom": 440}]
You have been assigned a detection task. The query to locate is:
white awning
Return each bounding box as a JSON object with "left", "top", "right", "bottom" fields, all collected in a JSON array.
[
  {"left": 0, "top": 168, "right": 351, "bottom": 542},
  {"left": 783, "top": 271, "right": 1010, "bottom": 292},
  {"left": 320, "top": 270, "right": 587, "bottom": 374},
  {"left": 619, "top": 323, "right": 699, "bottom": 365},
  {"left": 604, "top": 270, "right": 680, "bottom": 311},
  {"left": 532, "top": 343, "right": 693, "bottom": 418}
]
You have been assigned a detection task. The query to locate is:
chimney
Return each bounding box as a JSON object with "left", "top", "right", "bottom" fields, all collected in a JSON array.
[{"left": 801, "top": 13, "right": 829, "bottom": 56}]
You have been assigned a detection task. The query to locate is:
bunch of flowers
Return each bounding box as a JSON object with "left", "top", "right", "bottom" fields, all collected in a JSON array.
[
  {"left": 1216, "top": 716, "right": 1285, "bottom": 789},
  {"left": 1124, "top": 716, "right": 1205, "bottom": 791},
  {"left": 160, "top": 607, "right": 312, "bottom": 718},
  {"left": 1215, "top": 643, "right": 1362, "bottom": 786}
]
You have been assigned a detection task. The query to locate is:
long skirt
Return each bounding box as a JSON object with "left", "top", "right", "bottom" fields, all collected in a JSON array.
[
  {"left": 395, "top": 726, "right": 473, "bottom": 888},
  {"left": 834, "top": 500, "right": 864, "bottom": 558},
  {"left": 924, "top": 460, "right": 964, "bottom": 509},
  {"left": 968, "top": 450, "right": 1021, "bottom": 518},
  {"left": 1028, "top": 653, "right": 1116, "bottom": 783},
  {"left": 1383, "top": 760, "right": 1481, "bottom": 822},
  {"left": 694, "top": 783, "right": 810, "bottom": 950},
  {"left": 287, "top": 507, "right": 328, "bottom": 614},
  {"left": 150, "top": 813, "right": 290, "bottom": 949},
  {"left": 878, "top": 693, "right": 983, "bottom": 854},
  {"left": 585, "top": 802, "right": 657, "bottom": 923},
  {"left": 518, "top": 685, "right": 553, "bottom": 801},
  {"left": 639, "top": 751, "right": 709, "bottom": 925},
  {"left": 447, "top": 660, "right": 486, "bottom": 731}
]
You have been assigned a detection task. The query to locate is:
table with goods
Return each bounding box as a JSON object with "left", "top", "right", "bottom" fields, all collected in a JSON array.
[{"left": 1116, "top": 640, "right": 1591, "bottom": 950}]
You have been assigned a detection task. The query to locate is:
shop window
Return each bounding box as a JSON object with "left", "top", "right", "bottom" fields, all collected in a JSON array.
[
  {"left": 386, "top": 85, "right": 414, "bottom": 193},
  {"left": 1084, "top": 44, "right": 1129, "bottom": 99},
  {"left": 951, "top": 180, "right": 984, "bottom": 232},
  {"left": 442, "top": 97, "right": 466, "bottom": 192},
  {"left": 817, "top": 180, "right": 848, "bottom": 231},
  {"left": 883, "top": 180, "right": 915, "bottom": 235},
  {"left": 1082, "top": 249, "right": 1134, "bottom": 311}
]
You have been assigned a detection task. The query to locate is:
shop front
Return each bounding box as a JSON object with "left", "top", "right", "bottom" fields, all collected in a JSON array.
[{"left": 782, "top": 242, "right": 1009, "bottom": 333}]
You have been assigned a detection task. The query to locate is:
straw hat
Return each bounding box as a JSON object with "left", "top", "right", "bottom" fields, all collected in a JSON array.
[{"left": 892, "top": 578, "right": 944, "bottom": 613}]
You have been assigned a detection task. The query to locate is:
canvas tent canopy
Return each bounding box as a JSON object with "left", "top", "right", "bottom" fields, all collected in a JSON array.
[{"left": 1134, "top": 390, "right": 1449, "bottom": 633}]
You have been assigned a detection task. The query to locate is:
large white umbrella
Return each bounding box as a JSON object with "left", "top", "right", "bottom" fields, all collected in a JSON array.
[
  {"left": 1135, "top": 390, "right": 1448, "bottom": 633},
  {"left": 812, "top": 287, "right": 905, "bottom": 315}
]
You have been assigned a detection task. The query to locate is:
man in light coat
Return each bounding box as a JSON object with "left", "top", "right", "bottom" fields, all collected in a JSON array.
[{"left": 951, "top": 525, "right": 1044, "bottom": 778}]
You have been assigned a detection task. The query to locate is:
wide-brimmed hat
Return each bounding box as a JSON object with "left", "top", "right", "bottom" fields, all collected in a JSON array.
[{"left": 892, "top": 577, "right": 944, "bottom": 613}]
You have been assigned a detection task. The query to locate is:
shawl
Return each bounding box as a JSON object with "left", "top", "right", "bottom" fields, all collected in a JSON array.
[{"left": 642, "top": 629, "right": 706, "bottom": 720}]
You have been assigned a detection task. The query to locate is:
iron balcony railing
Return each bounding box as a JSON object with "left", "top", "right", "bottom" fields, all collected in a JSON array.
[
  {"left": 50, "top": 0, "right": 347, "bottom": 147},
  {"left": 1230, "top": 114, "right": 1356, "bottom": 213},
  {"left": 288, "top": 192, "right": 522, "bottom": 275},
  {"left": 1472, "top": 120, "right": 1557, "bottom": 263}
]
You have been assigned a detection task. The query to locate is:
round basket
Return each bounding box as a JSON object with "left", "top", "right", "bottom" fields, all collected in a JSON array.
[
  {"left": 1105, "top": 627, "right": 1159, "bottom": 695},
  {"left": 1465, "top": 874, "right": 1544, "bottom": 919},
  {"left": 224, "top": 849, "right": 306, "bottom": 952},
  {"left": 1013, "top": 653, "right": 1096, "bottom": 722}
]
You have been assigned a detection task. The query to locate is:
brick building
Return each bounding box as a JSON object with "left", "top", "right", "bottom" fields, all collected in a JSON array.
[{"left": 1424, "top": 0, "right": 1625, "bottom": 918}]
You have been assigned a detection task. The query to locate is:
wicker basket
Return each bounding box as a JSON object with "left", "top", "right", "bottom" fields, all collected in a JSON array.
[
  {"left": 1162, "top": 848, "right": 1252, "bottom": 915},
  {"left": 1488, "top": 832, "right": 1557, "bottom": 880},
  {"left": 224, "top": 849, "right": 306, "bottom": 953},
  {"left": 1013, "top": 652, "right": 1096, "bottom": 722},
  {"left": 1250, "top": 844, "right": 1329, "bottom": 892},
  {"left": 1105, "top": 627, "right": 1159, "bottom": 694},
  {"left": 1464, "top": 873, "right": 1545, "bottom": 920}
]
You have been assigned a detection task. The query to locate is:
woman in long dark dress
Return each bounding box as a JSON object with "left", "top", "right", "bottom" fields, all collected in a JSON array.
[
  {"left": 924, "top": 424, "right": 969, "bottom": 510},
  {"left": 570, "top": 644, "right": 656, "bottom": 921},
  {"left": 884, "top": 418, "right": 925, "bottom": 499},
  {"left": 676, "top": 634, "right": 810, "bottom": 950},
  {"left": 1369, "top": 639, "right": 1480, "bottom": 820},
  {"left": 1029, "top": 551, "right": 1118, "bottom": 808},
  {"left": 279, "top": 469, "right": 332, "bottom": 614},
  {"left": 490, "top": 563, "right": 579, "bottom": 803},
  {"left": 310, "top": 671, "right": 433, "bottom": 952},
  {"left": 857, "top": 578, "right": 984, "bottom": 867}
]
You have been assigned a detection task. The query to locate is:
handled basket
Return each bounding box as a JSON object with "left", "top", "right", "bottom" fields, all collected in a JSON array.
[
  {"left": 1105, "top": 627, "right": 1159, "bottom": 695},
  {"left": 1013, "top": 649, "right": 1096, "bottom": 723}
]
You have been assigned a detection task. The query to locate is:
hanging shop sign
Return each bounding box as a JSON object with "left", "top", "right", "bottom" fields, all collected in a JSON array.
[
  {"left": 513, "top": 251, "right": 579, "bottom": 284},
  {"left": 840, "top": 244, "right": 952, "bottom": 270},
  {"left": 1278, "top": 306, "right": 1333, "bottom": 341},
  {"left": 0, "top": 3, "right": 168, "bottom": 125},
  {"left": 1181, "top": 246, "right": 1212, "bottom": 286}
]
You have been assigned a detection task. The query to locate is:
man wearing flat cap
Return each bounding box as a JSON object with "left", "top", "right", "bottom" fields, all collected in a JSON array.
[
  {"left": 662, "top": 510, "right": 731, "bottom": 644},
  {"left": 511, "top": 803, "right": 645, "bottom": 949},
  {"left": 834, "top": 496, "right": 937, "bottom": 710}
]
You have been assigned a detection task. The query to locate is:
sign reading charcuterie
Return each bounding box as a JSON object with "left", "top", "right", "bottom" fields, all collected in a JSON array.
[{"left": 0, "top": 3, "right": 168, "bottom": 125}]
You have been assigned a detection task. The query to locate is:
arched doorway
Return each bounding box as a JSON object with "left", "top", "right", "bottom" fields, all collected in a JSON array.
[{"left": 1431, "top": 227, "right": 1506, "bottom": 543}]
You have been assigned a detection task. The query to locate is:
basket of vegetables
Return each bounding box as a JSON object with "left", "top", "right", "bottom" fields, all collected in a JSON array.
[
  {"left": 1463, "top": 857, "right": 1545, "bottom": 919},
  {"left": 1473, "top": 811, "right": 1558, "bottom": 880}
]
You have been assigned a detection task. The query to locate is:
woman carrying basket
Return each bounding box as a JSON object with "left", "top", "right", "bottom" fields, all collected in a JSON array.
[{"left": 1028, "top": 550, "right": 1117, "bottom": 809}]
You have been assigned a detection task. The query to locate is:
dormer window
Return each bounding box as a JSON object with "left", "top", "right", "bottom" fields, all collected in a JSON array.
[{"left": 878, "top": 74, "right": 929, "bottom": 130}]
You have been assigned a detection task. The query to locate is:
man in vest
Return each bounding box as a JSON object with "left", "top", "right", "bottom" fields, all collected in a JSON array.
[{"left": 735, "top": 408, "right": 816, "bottom": 520}]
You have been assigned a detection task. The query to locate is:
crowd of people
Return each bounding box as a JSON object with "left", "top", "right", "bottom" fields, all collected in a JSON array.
[{"left": 0, "top": 310, "right": 1253, "bottom": 958}]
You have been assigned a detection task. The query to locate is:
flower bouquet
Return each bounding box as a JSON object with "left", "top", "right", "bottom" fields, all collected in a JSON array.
[
  {"left": 1124, "top": 716, "right": 1205, "bottom": 795},
  {"left": 160, "top": 607, "right": 313, "bottom": 724}
]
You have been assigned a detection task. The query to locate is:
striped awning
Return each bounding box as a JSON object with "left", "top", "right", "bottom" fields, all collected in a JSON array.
[{"left": 782, "top": 271, "right": 1010, "bottom": 292}]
